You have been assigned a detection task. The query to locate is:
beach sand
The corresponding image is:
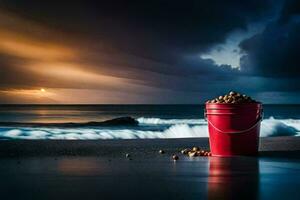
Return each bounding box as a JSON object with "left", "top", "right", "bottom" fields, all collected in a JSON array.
[{"left": 1, "top": 137, "right": 300, "bottom": 200}]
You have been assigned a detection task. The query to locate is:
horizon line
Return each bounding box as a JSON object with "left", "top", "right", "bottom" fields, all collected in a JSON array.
[{"left": 1, "top": 103, "right": 299, "bottom": 106}]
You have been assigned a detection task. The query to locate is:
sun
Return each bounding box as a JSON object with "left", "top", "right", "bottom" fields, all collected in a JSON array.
[{"left": 40, "top": 88, "right": 45, "bottom": 92}]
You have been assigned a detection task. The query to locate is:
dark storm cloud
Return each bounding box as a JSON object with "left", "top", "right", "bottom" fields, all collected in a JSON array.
[
  {"left": 0, "top": 0, "right": 272, "bottom": 58},
  {"left": 239, "top": 0, "right": 300, "bottom": 78},
  {"left": 232, "top": 0, "right": 300, "bottom": 103},
  {"left": 278, "top": 0, "right": 300, "bottom": 23}
]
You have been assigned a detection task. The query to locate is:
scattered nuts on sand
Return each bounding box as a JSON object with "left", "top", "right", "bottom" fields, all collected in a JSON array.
[
  {"left": 159, "top": 149, "right": 165, "bottom": 154},
  {"left": 180, "top": 147, "right": 211, "bottom": 157},
  {"left": 206, "top": 91, "right": 257, "bottom": 104},
  {"left": 172, "top": 154, "right": 179, "bottom": 161}
]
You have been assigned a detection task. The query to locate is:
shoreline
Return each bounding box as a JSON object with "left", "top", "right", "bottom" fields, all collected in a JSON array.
[{"left": 1, "top": 136, "right": 300, "bottom": 157}]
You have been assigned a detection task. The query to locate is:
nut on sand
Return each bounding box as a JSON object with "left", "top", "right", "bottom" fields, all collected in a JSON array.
[
  {"left": 159, "top": 149, "right": 165, "bottom": 154},
  {"left": 188, "top": 151, "right": 197, "bottom": 157},
  {"left": 181, "top": 148, "right": 191, "bottom": 154},
  {"left": 196, "top": 151, "right": 202, "bottom": 156},
  {"left": 192, "top": 147, "right": 200, "bottom": 151},
  {"left": 172, "top": 154, "right": 179, "bottom": 161}
]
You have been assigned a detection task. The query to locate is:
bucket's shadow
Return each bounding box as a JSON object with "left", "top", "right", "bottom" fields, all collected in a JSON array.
[{"left": 208, "top": 156, "right": 259, "bottom": 200}]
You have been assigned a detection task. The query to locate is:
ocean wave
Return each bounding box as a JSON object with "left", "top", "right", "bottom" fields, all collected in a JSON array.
[
  {"left": 137, "top": 117, "right": 205, "bottom": 125},
  {"left": 0, "top": 117, "right": 299, "bottom": 139},
  {"left": 261, "top": 117, "right": 300, "bottom": 137},
  {"left": 0, "top": 124, "right": 204, "bottom": 140}
]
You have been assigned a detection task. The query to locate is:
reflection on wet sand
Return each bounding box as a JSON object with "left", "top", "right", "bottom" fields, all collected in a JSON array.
[
  {"left": 208, "top": 157, "right": 259, "bottom": 200},
  {"left": 57, "top": 158, "right": 107, "bottom": 176}
]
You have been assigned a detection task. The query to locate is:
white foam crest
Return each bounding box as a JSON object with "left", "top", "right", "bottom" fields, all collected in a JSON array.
[
  {"left": 0, "top": 124, "right": 208, "bottom": 140},
  {"left": 137, "top": 117, "right": 205, "bottom": 125},
  {"left": 260, "top": 117, "right": 300, "bottom": 137},
  {"left": 0, "top": 117, "right": 299, "bottom": 140}
]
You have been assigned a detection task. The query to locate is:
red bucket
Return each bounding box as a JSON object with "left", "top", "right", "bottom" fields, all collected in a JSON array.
[{"left": 205, "top": 103, "right": 263, "bottom": 156}]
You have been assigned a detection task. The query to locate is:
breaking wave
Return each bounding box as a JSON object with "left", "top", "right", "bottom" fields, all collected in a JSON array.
[
  {"left": 0, "top": 117, "right": 299, "bottom": 140},
  {"left": 137, "top": 117, "right": 204, "bottom": 125}
]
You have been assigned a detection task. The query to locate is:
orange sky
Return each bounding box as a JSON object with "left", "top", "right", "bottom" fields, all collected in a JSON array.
[{"left": 0, "top": 10, "right": 179, "bottom": 104}]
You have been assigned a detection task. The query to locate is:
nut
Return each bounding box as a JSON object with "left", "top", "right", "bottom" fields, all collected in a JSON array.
[
  {"left": 181, "top": 148, "right": 191, "bottom": 154},
  {"left": 200, "top": 150, "right": 205, "bottom": 156},
  {"left": 229, "top": 91, "right": 236, "bottom": 96},
  {"left": 159, "top": 150, "right": 165, "bottom": 154},
  {"left": 172, "top": 154, "right": 179, "bottom": 161},
  {"left": 188, "top": 151, "right": 197, "bottom": 157},
  {"left": 192, "top": 147, "right": 200, "bottom": 151}
]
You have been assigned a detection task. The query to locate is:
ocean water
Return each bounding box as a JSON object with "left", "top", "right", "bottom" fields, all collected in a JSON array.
[{"left": 0, "top": 104, "right": 299, "bottom": 139}]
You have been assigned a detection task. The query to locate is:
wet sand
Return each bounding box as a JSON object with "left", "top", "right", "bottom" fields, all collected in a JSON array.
[{"left": 1, "top": 137, "right": 300, "bottom": 200}]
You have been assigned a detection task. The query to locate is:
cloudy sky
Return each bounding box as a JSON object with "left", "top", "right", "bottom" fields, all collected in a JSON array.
[{"left": 0, "top": 0, "right": 299, "bottom": 104}]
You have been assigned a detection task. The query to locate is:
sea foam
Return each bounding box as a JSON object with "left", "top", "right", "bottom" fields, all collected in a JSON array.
[{"left": 0, "top": 117, "right": 299, "bottom": 139}]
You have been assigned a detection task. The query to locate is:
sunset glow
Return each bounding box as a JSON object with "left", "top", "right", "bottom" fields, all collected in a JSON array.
[{"left": 1, "top": 89, "right": 53, "bottom": 97}]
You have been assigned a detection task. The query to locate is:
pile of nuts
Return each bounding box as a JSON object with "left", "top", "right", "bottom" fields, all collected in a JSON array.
[
  {"left": 206, "top": 91, "right": 257, "bottom": 104},
  {"left": 181, "top": 147, "right": 211, "bottom": 157},
  {"left": 158, "top": 147, "right": 211, "bottom": 161}
]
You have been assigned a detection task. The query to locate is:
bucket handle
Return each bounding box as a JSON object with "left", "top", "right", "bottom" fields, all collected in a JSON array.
[{"left": 204, "top": 108, "right": 263, "bottom": 134}]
